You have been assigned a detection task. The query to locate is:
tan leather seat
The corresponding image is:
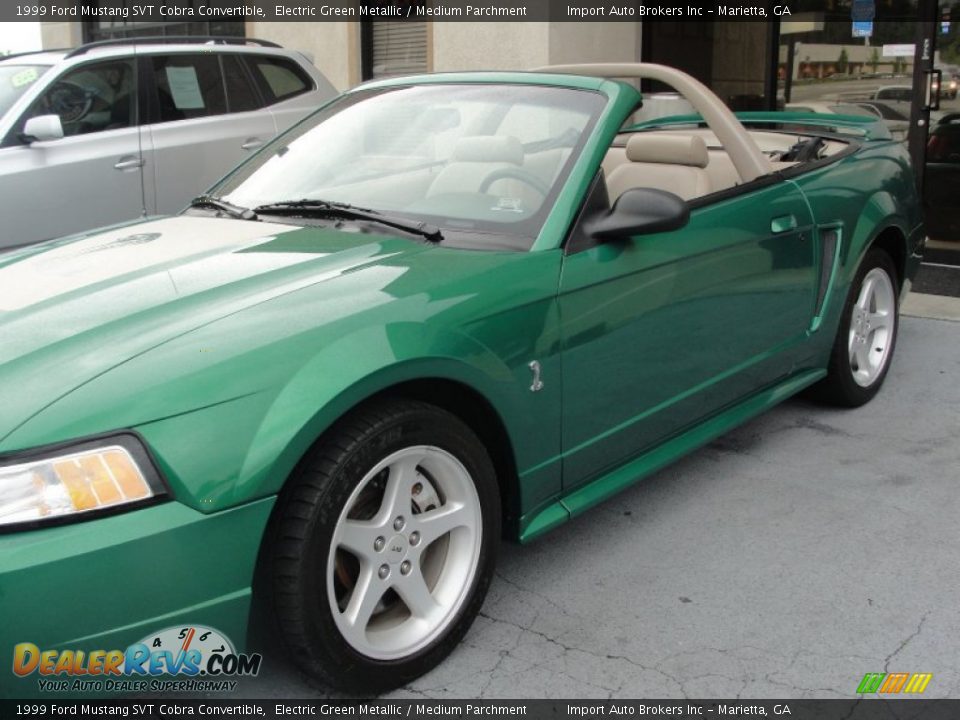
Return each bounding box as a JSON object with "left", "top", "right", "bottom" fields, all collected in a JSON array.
[
  {"left": 427, "top": 136, "right": 524, "bottom": 197},
  {"left": 605, "top": 134, "right": 712, "bottom": 202},
  {"left": 523, "top": 147, "right": 572, "bottom": 187}
]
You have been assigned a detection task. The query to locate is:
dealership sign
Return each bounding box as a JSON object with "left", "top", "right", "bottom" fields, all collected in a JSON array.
[{"left": 883, "top": 44, "right": 916, "bottom": 58}]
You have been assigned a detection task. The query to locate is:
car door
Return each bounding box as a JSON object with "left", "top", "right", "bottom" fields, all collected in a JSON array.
[
  {"left": 0, "top": 56, "right": 148, "bottom": 247},
  {"left": 144, "top": 52, "right": 277, "bottom": 215},
  {"left": 558, "top": 174, "right": 817, "bottom": 489}
]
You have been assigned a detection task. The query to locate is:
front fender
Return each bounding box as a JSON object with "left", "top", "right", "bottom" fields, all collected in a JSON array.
[
  {"left": 230, "top": 321, "right": 555, "bottom": 509},
  {"left": 7, "top": 300, "right": 563, "bottom": 523}
]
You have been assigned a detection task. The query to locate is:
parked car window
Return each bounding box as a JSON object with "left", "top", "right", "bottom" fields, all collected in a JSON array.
[
  {"left": 248, "top": 56, "right": 312, "bottom": 104},
  {"left": 152, "top": 54, "right": 227, "bottom": 122},
  {"left": 222, "top": 54, "right": 263, "bottom": 114},
  {"left": 865, "top": 102, "right": 909, "bottom": 121},
  {"left": 19, "top": 59, "right": 136, "bottom": 139},
  {"left": 875, "top": 87, "right": 911, "bottom": 102},
  {"left": 0, "top": 64, "right": 51, "bottom": 118},
  {"left": 832, "top": 103, "right": 879, "bottom": 118}
]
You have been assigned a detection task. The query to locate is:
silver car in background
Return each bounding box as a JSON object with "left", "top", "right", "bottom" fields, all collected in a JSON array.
[{"left": 0, "top": 37, "right": 337, "bottom": 249}]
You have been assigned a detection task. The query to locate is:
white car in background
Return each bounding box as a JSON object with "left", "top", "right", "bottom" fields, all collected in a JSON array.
[{"left": 0, "top": 37, "right": 337, "bottom": 249}]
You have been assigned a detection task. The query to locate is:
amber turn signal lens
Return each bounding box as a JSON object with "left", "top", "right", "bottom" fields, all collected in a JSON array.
[{"left": 0, "top": 445, "right": 155, "bottom": 527}]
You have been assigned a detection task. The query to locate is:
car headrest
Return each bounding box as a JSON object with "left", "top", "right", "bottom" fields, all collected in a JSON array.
[
  {"left": 452, "top": 135, "right": 523, "bottom": 165},
  {"left": 625, "top": 134, "right": 709, "bottom": 168}
]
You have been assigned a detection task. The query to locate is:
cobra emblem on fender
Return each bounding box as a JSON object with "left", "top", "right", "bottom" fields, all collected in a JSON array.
[{"left": 528, "top": 360, "right": 544, "bottom": 392}]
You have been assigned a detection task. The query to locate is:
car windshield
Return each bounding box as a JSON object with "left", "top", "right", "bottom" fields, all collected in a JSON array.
[
  {"left": 215, "top": 83, "right": 605, "bottom": 249},
  {"left": 0, "top": 64, "right": 50, "bottom": 118}
]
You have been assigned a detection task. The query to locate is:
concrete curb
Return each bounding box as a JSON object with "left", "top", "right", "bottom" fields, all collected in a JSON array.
[{"left": 902, "top": 292, "right": 960, "bottom": 322}]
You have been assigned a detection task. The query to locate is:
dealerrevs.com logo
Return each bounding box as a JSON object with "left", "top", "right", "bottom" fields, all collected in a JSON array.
[{"left": 13, "top": 625, "right": 262, "bottom": 693}]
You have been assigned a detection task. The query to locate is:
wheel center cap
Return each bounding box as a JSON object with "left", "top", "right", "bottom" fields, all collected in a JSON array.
[{"left": 385, "top": 534, "right": 408, "bottom": 564}]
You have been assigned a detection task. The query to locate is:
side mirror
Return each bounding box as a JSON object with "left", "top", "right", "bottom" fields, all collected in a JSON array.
[
  {"left": 587, "top": 188, "right": 690, "bottom": 241},
  {"left": 20, "top": 115, "right": 64, "bottom": 144}
]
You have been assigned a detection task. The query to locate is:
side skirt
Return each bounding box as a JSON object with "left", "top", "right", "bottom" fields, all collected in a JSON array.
[{"left": 518, "top": 368, "right": 827, "bottom": 543}]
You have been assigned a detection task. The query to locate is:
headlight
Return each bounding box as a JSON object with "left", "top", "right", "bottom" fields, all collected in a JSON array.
[{"left": 0, "top": 435, "right": 167, "bottom": 530}]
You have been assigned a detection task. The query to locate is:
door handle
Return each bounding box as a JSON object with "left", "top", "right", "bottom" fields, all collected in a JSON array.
[
  {"left": 114, "top": 156, "right": 144, "bottom": 171},
  {"left": 241, "top": 138, "right": 264, "bottom": 151},
  {"left": 770, "top": 215, "right": 798, "bottom": 234}
]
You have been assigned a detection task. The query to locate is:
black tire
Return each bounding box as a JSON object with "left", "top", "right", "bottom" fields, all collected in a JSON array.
[
  {"left": 813, "top": 247, "right": 900, "bottom": 407},
  {"left": 268, "top": 400, "right": 500, "bottom": 692}
]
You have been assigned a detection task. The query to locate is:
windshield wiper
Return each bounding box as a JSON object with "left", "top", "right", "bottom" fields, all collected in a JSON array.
[
  {"left": 253, "top": 199, "right": 443, "bottom": 243},
  {"left": 189, "top": 195, "right": 258, "bottom": 221}
]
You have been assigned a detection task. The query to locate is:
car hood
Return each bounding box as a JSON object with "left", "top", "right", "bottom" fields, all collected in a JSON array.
[{"left": 0, "top": 215, "right": 431, "bottom": 444}]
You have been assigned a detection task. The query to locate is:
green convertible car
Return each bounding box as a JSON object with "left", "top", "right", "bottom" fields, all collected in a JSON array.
[{"left": 0, "top": 64, "right": 923, "bottom": 693}]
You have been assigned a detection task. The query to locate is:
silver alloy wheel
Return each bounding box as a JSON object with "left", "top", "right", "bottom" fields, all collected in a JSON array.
[
  {"left": 848, "top": 267, "right": 896, "bottom": 388},
  {"left": 327, "top": 445, "right": 482, "bottom": 660}
]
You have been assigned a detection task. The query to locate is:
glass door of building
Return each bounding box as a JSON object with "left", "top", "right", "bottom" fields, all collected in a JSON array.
[{"left": 777, "top": 2, "right": 959, "bottom": 246}]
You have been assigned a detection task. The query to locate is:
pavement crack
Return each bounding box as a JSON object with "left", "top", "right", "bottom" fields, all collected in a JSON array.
[
  {"left": 883, "top": 611, "right": 931, "bottom": 672},
  {"left": 493, "top": 571, "right": 575, "bottom": 618},
  {"left": 477, "top": 611, "right": 686, "bottom": 697},
  {"left": 604, "top": 650, "right": 686, "bottom": 697},
  {"left": 478, "top": 610, "right": 577, "bottom": 653}
]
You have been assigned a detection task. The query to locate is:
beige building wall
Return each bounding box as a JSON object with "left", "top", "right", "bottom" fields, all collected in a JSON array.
[
  {"left": 432, "top": 22, "right": 638, "bottom": 74},
  {"left": 247, "top": 22, "right": 359, "bottom": 91},
  {"left": 40, "top": 22, "right": 83, "bottom": 50},
  {"left": 432, "top": 23, "right": 551, "bottom": 72},
  {"left": 548, "top": 22, "right": 640, "bottom": 66}
]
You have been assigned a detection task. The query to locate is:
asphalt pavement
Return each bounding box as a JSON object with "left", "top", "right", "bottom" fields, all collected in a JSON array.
[{"left": 238, "top": 309, "right": 960, "bottom": 700}]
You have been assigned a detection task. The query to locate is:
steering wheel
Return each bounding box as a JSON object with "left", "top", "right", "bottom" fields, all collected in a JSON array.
[
  {"left": 45, "top": 81, "right": 93, "bottom": 124},
  {"left": 478, "top": 167, "right": 550, "bottom": 197}
]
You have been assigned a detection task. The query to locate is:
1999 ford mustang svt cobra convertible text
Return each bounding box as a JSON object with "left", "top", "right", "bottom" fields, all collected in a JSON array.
[{"left": 0, "top": 64, "right": 923, "bottom": 692}]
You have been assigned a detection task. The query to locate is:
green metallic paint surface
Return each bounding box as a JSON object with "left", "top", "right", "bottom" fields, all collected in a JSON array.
[
  {"left": 557, "top": 179, "right": 817, "bottom": 488},
  {"left": 352, "top": 70, "right": 612, "bottom": 93},
  {"left": 0, "top": 72, "right": 924, "bottom": 664},
  {"left": 0, "top": 498, "right": 272, "bottom": 699},
  {"left": 782, "top": 139, "right": 923, "bottom": 373},
  {"left": 533, "top": 80, "right": 641, "bottom": 252},
  {"left": 519, "top": 368, "right": 827, "bottom": 543},
  {"left": 1, "top": 220, "right": 565, "bottom": 516}
]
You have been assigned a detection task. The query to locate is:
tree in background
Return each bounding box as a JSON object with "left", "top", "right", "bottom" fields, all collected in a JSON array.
[
  {"left": 838, "top": 48, "right": 850, "bottom": 73},
  {"left": 941, "top": 3, "right": 960, "bottom": 65},
  {"left": 869, "top": 47, "right": 881, "bottom": 73}
]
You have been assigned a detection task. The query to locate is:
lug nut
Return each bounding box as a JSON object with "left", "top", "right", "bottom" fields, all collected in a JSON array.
[
  {"left": 413, "top": 482, "right": 423, "bottom": 495},
  {"left": 400, "top": 561, "right": 412, "bottom": 575},
  {"left": 378, "top": 564, "right": 390, "bottom": 580},
  {"left": 393, "top": 516, "right": 405, "bottom": 531},
  {"left": 374, "top": 536, "right": 385, "bottom": 552},
  {"left": 409, "top": 531, "right": 420, "bottom": 546}
]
